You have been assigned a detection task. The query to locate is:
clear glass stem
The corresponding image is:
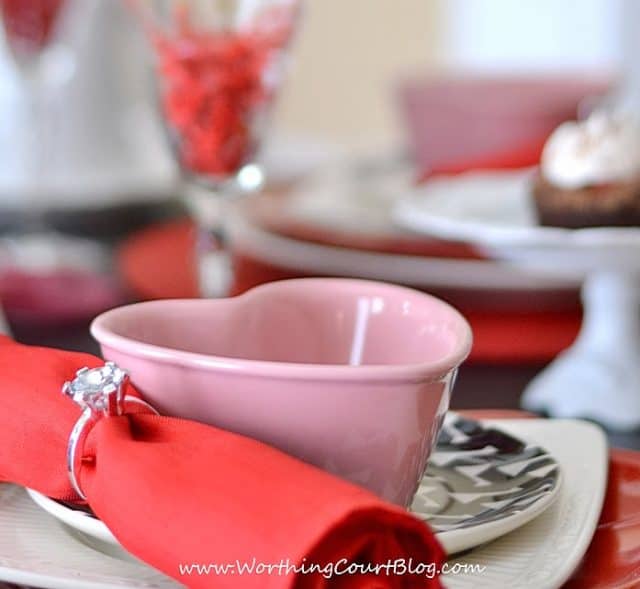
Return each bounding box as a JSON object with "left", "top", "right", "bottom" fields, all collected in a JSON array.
[{"left": 184, "top": 182, "right": 234, "bottom": 298}]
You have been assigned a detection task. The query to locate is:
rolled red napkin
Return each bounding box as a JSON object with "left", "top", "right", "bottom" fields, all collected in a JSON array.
[{"left": 0, "top": 336, "right": 445, "bottom": 588}]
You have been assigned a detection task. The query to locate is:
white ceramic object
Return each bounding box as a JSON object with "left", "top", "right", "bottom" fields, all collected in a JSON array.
[
  {"left": 0, "top": 0, "right": 177, "bottom": 211},
  {"left": 394, "top": 169, "right": 640, "bottom": 267},
  {"left": 228, "top": 214, "right": 578, "bottom": 292},
  {"left": 394, "top": 170, "right": 640, "bottom": 430},
  {"left": 242, "top": 164, "right": 580, "bottom": 291},
  {"left": 5, "top": 418, "right": 605, "bottom": 588},
  {"left": 523, "top": 271, "right": 640, "bottom": 429}
]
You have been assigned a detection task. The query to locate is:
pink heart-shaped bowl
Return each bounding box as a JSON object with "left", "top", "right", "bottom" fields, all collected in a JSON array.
[{"left": 91, "top": 278, "right": 472, "bottom": 506}]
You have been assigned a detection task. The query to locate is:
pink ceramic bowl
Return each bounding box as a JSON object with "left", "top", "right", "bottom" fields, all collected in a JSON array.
[{"left": 91, "top": 278, "right": 472, "bottom": 506}]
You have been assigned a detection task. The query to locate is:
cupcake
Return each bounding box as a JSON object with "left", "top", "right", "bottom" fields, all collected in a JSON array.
[{"left": 532, "top": 110, "right": 640, "bottom": 228}]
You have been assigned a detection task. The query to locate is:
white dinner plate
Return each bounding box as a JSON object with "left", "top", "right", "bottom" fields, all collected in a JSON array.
[
  {"left": 228, "top": 212, "right": 578, "bottom": 292},
  {"left": 3, "top": 418, "right": 606, "bottom": 589},
  {"left": 236, "top": 164, "right": 581, "bottom": 291}
]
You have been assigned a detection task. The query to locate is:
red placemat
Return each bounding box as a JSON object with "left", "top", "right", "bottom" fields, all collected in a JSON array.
[
  {"left": 117, "top": 219, "right": 581, "bottom": 364},
  {"left": 118, "top": 220, "right": 200, "bottom": 301},
  {"left": 564, "top": 447, "right": 640, "bottom": 588},
  {"left": 464, "top": 410, "right": 640, "bottom": 589}
]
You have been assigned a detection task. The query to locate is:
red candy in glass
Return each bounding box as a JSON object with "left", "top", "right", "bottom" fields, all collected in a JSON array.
[
  {"left": 154, "top": 5, "right": 295, "bottom": 178},
  {"left": 0, "top": 0, "right": 65, "bottom": 56}
]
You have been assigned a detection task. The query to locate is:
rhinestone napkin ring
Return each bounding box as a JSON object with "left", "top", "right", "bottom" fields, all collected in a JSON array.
[{"left": 63, "top": 362, "right": 158, "bottom": 499}]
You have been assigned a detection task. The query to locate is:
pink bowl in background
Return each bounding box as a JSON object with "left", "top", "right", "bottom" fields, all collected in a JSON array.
[
  {"left": 399, "top": 74, "right": 611, "bottom": 171},
  {"left": 91, "top": 278, "right": 472, "bottom": 506}
]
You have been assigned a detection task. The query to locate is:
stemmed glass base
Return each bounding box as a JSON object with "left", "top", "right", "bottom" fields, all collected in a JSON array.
[{"left": 184, "top": 164, "right": 264, "bottom": 297}]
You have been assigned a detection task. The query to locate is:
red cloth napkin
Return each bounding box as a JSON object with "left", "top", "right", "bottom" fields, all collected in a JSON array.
[
  {"left": 419, "top": 136, "right": 547, "bottom": 180},
  {"left": 0, "top": 336, "right": 445, "bottom": 588}
]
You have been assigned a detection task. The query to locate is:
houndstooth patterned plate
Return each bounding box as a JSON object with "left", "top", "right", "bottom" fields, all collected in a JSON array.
[
  {"left": 27, "top": 413, "right": 561, "bottom": 560},
  {"left": 411, "top": 413, "right": 561, "bottom": 554},
  {"left": 4, "top": 419, "right": 601, "bottom": 589}
]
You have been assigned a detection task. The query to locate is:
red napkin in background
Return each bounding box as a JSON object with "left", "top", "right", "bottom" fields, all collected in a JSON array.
[
  {"left": 0, "top": 336, "right": 445, "bottom": 588},
  {"left": 419, "top": 136, "right": 547, "bottom": 181}
]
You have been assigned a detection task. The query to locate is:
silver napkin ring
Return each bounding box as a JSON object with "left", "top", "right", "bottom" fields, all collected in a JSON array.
[{"left": 62, "top": 362, "right": 158, "bottom": 500}]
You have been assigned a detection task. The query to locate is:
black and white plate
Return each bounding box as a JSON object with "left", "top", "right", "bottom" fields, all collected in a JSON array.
[
  {"left": 411, "top": 413, "right": 561, "bottom": 554},
  {"left": 27, "top": 413, "right": 561, "bottom": 558}
]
